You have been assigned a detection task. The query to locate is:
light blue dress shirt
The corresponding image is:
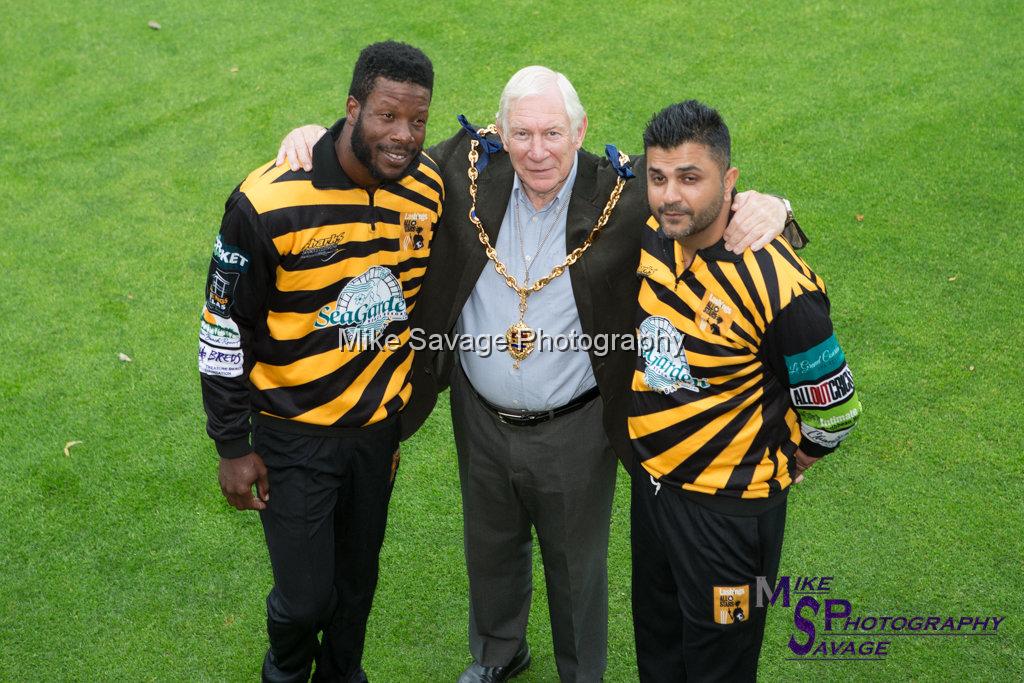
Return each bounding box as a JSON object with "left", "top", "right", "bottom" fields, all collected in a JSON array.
[{"left": 457, "top": 155, "right": 598, "bottom": 411}]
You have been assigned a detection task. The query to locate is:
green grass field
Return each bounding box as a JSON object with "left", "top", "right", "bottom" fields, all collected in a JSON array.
[{"left": 2, "top": 1, "right": 1022, "bottom": 680}]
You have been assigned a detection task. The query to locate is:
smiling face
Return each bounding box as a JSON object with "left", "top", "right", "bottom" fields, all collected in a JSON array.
[
  {"left": 646, "top": 142, "right": 738, "bottom": 244},
  {"left": 347, "top": 77, "right": 431, "bottom": 181},
  {"left": 499, "top": 86, "right": 587, "bottom": 207}
]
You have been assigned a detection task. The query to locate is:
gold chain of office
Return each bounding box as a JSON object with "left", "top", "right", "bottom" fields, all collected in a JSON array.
[{"left": 466, "top": 125, "right": 628, "bottom": 367}]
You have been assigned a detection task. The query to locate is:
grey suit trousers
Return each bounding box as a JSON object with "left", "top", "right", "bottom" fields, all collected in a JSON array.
[{"left": 450, "top": 364, "right": 618, "bottom": 682}]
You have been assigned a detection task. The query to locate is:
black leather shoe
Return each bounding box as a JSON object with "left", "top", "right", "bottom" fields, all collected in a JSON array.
[{"left": 457, "top": 643, "right": 531, "bottom": 683}]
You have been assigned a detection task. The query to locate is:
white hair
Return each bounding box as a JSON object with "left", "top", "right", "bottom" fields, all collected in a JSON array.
[{"left": 496, "top": 65, "right": 586, "bottom": 135}]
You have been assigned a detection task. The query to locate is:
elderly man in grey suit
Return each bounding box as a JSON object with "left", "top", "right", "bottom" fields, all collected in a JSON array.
[{"left": 277, "top": 65, "right": 797, "bottom": 682}]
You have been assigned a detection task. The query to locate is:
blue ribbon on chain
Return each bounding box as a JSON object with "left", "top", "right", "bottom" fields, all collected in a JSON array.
[
  {"left": 458, "top": 115, "right": 503, "bottom": 171},
  {"left": 605, "top": 144, "right": 635, "bottom": 179}
]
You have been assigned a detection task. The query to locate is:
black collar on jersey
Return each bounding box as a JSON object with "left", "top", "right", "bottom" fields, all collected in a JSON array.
[
  {"left": 314, "top": 117, "right": 422, "bottom": 191},
  {"left": 696, "top": 237, "right": 745, "bottom": 263},
  {"left": 311, "top": 119, "right": 358, "bottom": 190}
]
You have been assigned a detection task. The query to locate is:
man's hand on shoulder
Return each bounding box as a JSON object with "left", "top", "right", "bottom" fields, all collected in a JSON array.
[
  {"left": 275, "top": 125, "right": 328, "bottom": 172},
  {"left": 219, "top": 452, "right": 270, "bottom": 511},
  {"left": 724, "top": 191, "right": 787, "bottom": 253}
]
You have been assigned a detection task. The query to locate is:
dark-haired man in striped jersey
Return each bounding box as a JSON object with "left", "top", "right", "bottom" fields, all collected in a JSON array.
[
  {"left": 629, "top": 100, "right": 862, "bottom": 681},
  {"left": 198, "top": 41, "right": 442, "bottom": 683}
]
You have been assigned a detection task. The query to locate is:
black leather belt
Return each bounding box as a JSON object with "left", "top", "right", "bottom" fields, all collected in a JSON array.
[{"left": 475, "top": 385, "right": 601, "bottom": 427}]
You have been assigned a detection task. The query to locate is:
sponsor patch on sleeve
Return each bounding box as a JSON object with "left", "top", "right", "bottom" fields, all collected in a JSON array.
[
  {"left": 198, "top": 341, "right": 243, "bottom": 378},
  {"left": 199, "top": 307, "right": 241, "bottom": 349},
  {"left": 800, "top": 402, "right": 861, "bottom": 431},
  {"left": 789, "top": 366, "right": 855, "bottom": 409},
  {"left": 785, "top": 334, "right": 845, "bottom": 384},
  {"left": 801, "top": 422, "right": 854, "bottom": 448},
  {"left": 714, "top": 585, "right": 750, "bottom": 625},
  {"left": 212, "top": 234, "right": 250, "bottom": 271},
  {"left": 206, "top": 268, "right": 240, "bottom": 317}
]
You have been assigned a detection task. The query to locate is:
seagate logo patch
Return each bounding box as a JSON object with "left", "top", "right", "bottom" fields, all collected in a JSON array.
[
  {"left": 314, "top": 266, "right": 407, "bottom": 349},
  {"left": 638, "top": 316, "right": 710, "bottom": 394}
]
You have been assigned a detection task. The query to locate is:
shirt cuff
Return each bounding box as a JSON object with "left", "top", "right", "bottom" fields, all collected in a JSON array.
[
  {"left": 215, "top": 437, "right": 252, "bottom": 459},
  {"left": 797, "top": 436, "right": 834, "bottom": 460}
]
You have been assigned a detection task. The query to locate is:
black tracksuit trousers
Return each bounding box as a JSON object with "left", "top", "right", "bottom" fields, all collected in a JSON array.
[
  {"left": 254, "top": 417, "right": 399, "bottom": 683},
  {"left": 631, "top": 472, "right": 788, "bottom": 682}
]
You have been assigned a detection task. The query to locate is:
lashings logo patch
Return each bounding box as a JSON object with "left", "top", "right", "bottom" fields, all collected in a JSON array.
[
  {"left": 697, "top": 291, "right": 733, "bottom": 335},
  {"left": 401, "top": 212, "right": 430, "bottom": 250},
  {"left": 314, "top": 266, "right": 407, "bottom": 349},
  {"left": 638, "top": 316, "right": 710, "bottom": 394},
  {"left": 714, "top": 585, "right": 749, "bottom": 625}
]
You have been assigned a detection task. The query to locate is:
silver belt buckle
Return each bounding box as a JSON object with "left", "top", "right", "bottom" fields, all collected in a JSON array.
[{"left": 496, "top": 410, "right": 520, "bottom": 425}]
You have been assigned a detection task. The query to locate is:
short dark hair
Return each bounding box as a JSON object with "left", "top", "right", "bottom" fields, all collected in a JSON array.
[
  {"left": 642, "top": 99, "right": 731, "bottom": 170},
  {"left": 348, "top": 41, "right": 434, "bottom": 103}
]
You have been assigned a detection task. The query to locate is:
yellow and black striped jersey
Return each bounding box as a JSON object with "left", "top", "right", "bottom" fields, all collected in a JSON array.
[
  {"left": 629, "top": 216, "right": 860, "bottom": 505},
  {"left": 199, "top": 123, "right": 443, "bottom": 458}
]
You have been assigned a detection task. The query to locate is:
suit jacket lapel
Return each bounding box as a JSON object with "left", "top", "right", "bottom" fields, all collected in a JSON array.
[
  {"left": 565, "top": 150, "right": 602, "bottom": 354},
  {"left": 475, "top": 154, "right": 514, "bottom": 245},
  {"left": 450, "top": 153, "right": 515, "bottom": 330},
  {"left": 565, "top": 150, "right": 601, "bottom": 252}
]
